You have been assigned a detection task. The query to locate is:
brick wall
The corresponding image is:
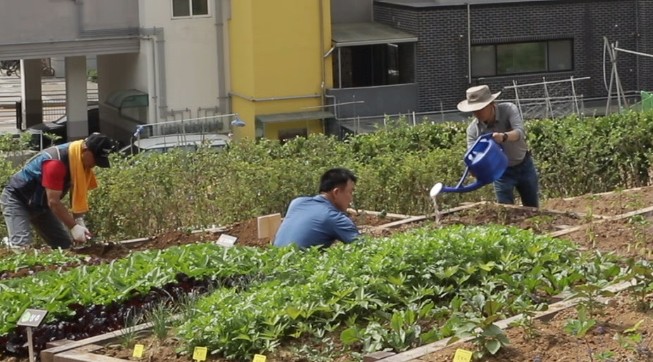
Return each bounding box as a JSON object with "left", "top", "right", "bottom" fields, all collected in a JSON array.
[
  {"left": 374, "top": 0, "right": 646, "bottom": 112},
  {"left": 638, "top": 1, "right": 653, "bottom": 93}
]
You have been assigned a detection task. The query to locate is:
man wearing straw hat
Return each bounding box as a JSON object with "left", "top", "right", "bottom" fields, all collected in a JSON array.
[{"left": 457, "top": 85, "right": 539, "bottom": 207}]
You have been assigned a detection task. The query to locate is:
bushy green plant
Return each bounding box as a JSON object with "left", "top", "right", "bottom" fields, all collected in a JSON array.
[{"left": 0, "top": 110, "right": 646, "bottom": 242}]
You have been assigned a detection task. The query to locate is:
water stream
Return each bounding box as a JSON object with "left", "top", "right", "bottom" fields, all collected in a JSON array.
[
  {"left": 431, "top": 195, "right": 440, "bottom": 224},
  {"left": 429, "top": 183, "right": 442, "bottom": 224}
]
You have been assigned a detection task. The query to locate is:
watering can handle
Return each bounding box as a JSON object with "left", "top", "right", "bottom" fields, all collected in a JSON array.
[{"left": 466, "top": 133, "right": 492, "bottom": 162}]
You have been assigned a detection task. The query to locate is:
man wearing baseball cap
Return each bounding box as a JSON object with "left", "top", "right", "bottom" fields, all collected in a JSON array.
[
  {"left": 1, "top": 132, "right": 117, "bottom": 250},
  {"left": 458, "top": 85, "right": 539, "bottom": 207}
]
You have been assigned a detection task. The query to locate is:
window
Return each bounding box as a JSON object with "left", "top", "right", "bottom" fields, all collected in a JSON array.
[
  {"left": 278, "top": 128, "right": 307, "bottom": 143},
  {"left": 172, "top": 0, "right": 209, "bottom": 17},
  {"left": 472, "top": 40, "right": 573, "bottom": 77},
  {"left": 333, "top": 43, "right": 415, "bottom": 88}
]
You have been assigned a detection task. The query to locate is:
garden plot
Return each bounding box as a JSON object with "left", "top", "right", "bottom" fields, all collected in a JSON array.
[
  {"left": 439, "top": 203, "right": 588, "bottom": 233},
  {"left": 370, "top": 195, "right": 653, "bottom": 361},
  {"left": 34, "top": 225, "right": 629, "bottom": 362},
  {"left": 0, "top": 212, "right": 405, "bottom": 281},
  {"left": 543, "top": 185, "right": 653, "bottom": 217},
  {"left": 382, "top": 283, "right": 653, "bottom": 362},
  {"left": 554, "top": 211, "right": 653, "bottom": 260},
  {"left": 4, "top": 189, "right": 653, "bottom": 362},
  {"left": 367, "top": 202, "right": 591, "bottom": 238}
]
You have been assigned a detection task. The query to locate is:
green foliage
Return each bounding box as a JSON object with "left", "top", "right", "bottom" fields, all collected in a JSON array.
[
  {"left": 173, "top": 225, "right": 625, "bottom": 360},
  {"left": 0, "top": 243, "right": 272, "bottom": 335},
  {"left": 623, "top": 259, "right": 653, "bottom": 311},
  {"left": 0, "top": 133, "right": 35, "bottom": 237},
  {"left": 3, "top": 111, "right": 653, "bottom": 243},
  {"left": 0, "top": 222, "right": 629, "bottom": 360},
  {"left": 146, "top": 302, "right": 171, "bottom": 341},
  {"left": 563, "top": 308, "right": 596, "bottom": 338},
  {"left": 568, "top": 251, "right": 622, "bottom": 318},
  {"left": 449, "top": 289, "right": 511, "bottom": 359},
  {"left": 528, "top": 110, "right": 653, "bottom": 197},
  {"left": 0, "top": 248, "right": 82, "bottom": 274},
  {"left": 118, "top": 310, "right": 144, "bottom": 348},
  {"left": 508, "top": 297, "right": 546, "bottom": 341}
]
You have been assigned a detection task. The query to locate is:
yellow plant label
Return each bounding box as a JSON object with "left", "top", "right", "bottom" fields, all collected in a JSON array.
[
  {"left": 193, "top": 346, "right": 208, "bottom": 361},
  {"left": 453, "top": 348, "right": 473, "bottom": 362},
  {"left": 253, "top": 354, "right": 267, "bottom": 362},
  {"left": 132, "top": 344, "right": 144, "bottom": 358}
]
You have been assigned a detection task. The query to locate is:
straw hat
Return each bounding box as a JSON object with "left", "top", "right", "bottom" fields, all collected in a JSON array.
[{"left": 457, "top": 85, "right": 501, "bottom": 112}]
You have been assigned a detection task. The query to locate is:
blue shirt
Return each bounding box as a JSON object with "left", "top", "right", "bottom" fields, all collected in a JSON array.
[{"left": 273, "top": 195, "right": 360, "bottom": 249}]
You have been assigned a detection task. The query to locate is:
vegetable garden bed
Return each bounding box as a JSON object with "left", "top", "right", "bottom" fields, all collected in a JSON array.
[
  {"left": 3, "top": 187, "right": 653, "bottom": 362},
  {"left": 0, "top": 212, "right": 404, "bottom": 281},
  {"left": 419, "top": 288, "right": 653, "bottom": 362},
  {"left": 38, "top": 224, "right": 624, "bottom": 362},
  {"left": 543, "top": 185, "right": 653, "bottom": 217}
]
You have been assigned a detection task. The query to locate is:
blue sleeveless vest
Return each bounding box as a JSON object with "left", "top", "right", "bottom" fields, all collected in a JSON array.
[{"left": 6, "top": 143, "right": 72, "bottom": 210}]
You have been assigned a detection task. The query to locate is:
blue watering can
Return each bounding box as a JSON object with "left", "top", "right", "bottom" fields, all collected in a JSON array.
[{"left": 430, "top": 134, "right": 508, "bottom": 197}]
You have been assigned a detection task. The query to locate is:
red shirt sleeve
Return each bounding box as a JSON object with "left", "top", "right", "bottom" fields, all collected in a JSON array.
[{"left": 42, "top": 160, "right": 67, "bottom": 191}]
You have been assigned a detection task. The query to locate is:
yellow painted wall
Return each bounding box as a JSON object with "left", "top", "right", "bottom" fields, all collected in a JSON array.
[
  {"left": 229, "top": 0, "right": 332, "bottom": 140},
  {"left": 229, "top": 0, "right": 255, "bottom": 94}
]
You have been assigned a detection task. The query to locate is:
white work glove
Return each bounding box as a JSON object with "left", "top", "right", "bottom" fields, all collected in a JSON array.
[
  {"left": 75, "top": 217, "right": 86, "bottom": 228},
  {"left": 71, "top": 224, "right": 91, "bottom": 243}
]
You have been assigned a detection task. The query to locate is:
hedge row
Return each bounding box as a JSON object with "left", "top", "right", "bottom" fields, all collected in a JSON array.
[{"left": 1, "top": 111, "right": 653, "bottom": 241}]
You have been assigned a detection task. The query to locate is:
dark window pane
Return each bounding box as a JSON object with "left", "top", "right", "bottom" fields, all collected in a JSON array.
[
  {"left": 398, "top": 43, "right": 415, "bottom": 83},
  {"left": 172, "top": 0, "right": 190, "bottom": 17},
  {"left": 279, "top": 128, "right": 307, "bottom": 143},
  {"left": 386, "top": 44, "right": 400, "bottom": 85},
  {"left": 548, "top": 40, "right": 573, "bottom": 71},
  {"left": 497, "top": 42, "right": 546, "bottom": 75},
  {"left": 333, "top": 44, "right": 415, "bottom": 88},
  {"left": 471, "top": 45, "right": 496, "bottom": 77},
  {"left": 192, "top": 0, "right": 209, "bottom": 15}
]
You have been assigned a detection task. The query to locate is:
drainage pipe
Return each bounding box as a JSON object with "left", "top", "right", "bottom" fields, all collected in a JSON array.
[
  {"left": 215, "top": 0, "right": 230, "bottom": 113},
  {"left": 140, "top": 28, "right": 167, "bottom": 122},
  {"left": 467, "top": 3, "right": 472, "bottom": 84},
  {"left": 229, "top": 92, "right": 321, "bottom": 102}
]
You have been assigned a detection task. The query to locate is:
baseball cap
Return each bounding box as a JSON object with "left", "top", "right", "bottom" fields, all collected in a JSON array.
[{"left": 85, "top": 133, "right": 116, "bottom": 168}]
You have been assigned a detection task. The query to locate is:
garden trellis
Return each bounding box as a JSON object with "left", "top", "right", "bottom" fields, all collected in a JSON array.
[
  {"left": 502, "top": 76, "right": 589, "bottom": 120},
  {"left": 603, "top": 36, "right": 653, "bottom": 114}
]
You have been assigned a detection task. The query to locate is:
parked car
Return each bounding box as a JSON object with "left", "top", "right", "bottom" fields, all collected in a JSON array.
[
  {"left": 26, "top": 106, "right": 99, "bottom": 149},
  {"left": 119, "top": 133, "right": 231, "bottom": 155}
]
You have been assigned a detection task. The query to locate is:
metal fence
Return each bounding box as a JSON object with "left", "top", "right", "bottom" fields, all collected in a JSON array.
[
  {"left": 0, "top": 96, "right": 99, "bottom": 131},
  {"left": 133, "top": 114, "right": 240, "bottom": 139}
]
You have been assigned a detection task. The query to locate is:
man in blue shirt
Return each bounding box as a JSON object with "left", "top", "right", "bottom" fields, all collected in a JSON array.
[{"left": 273, "top": 168, "right": 360, "bottom": 249}]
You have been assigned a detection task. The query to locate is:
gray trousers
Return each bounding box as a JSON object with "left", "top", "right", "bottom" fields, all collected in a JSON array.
[{"left": 0, "top": 188, "right": 72, "bottom": 249}]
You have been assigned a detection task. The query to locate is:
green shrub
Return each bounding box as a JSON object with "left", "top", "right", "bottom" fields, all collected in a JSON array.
[{"left": 2, "top": 111, "right": 653, "bottom": 241}]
